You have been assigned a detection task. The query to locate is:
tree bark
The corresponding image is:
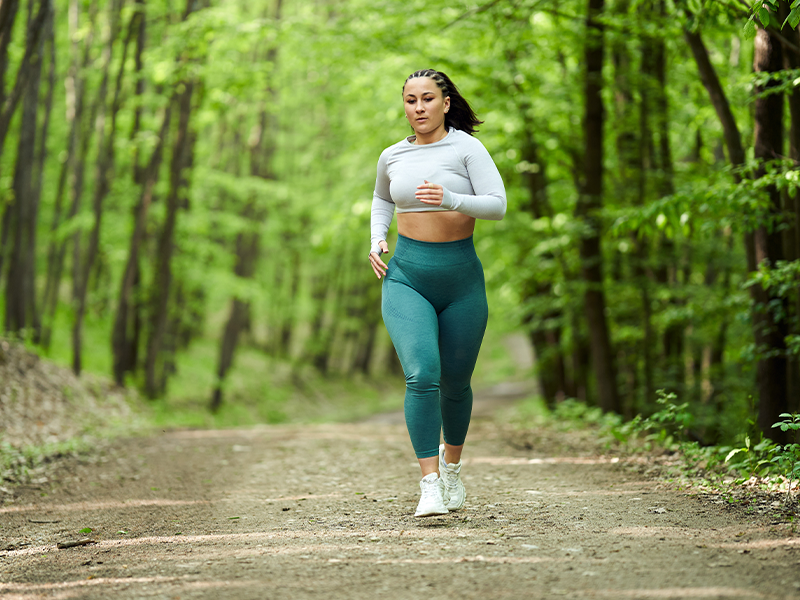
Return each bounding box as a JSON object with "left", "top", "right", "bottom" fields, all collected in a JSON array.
[
  {"left": 0, "top": 0, "right": 47, "bottom": 162},
  {"left": 575, "top": 0, "right": 620, "bottom": 412},
  {"left": 780, "top": 1, "right": 800, "bottom": 414},
  {"left": 111, "top": 105, "right": 172, "bottom": 385},
  {"left": 143, "top": 82, "right": 196, "bottom": 398},
  {"left": 26, "top": 0, "right": 55, "bottom": 344},
  {"left": 211, "top": 0, "right": 281, "bottom": 410},
  {"left": 751, "top": 27, "right": 789, "bottom": 442},
  {"left": 72, "top": 0, "right": 130, "bottom": 375},
  {"left": 130, "top": 0, "right": 145, "bottom": 185},
  {"left": 684, "top": 29, "right": 746, "bottom": 171},
  {"left": 4, "top": 0, "right": 48, "bottom": 336},
  {"left": 684, "top": 24, "right": 745, "bottom": 426}
]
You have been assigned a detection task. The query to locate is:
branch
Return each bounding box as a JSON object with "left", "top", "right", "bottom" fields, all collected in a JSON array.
[
  {"left": 0, "top": 0, "right": 48, "bottom": 157},
  {"left": 443, "top": 0, "right": 504, "bottom": 30}
]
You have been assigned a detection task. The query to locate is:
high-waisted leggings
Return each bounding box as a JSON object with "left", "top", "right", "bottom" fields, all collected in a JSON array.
[{"left": 381, "top": 234, "right": 488, "bottom": 459}]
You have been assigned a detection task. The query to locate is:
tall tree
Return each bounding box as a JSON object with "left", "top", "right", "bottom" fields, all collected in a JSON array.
[
  {"left": 143, "top": 0, "right": 207, "bottom": 397},
  {"left": 575, "top": 0, "right": 620, "bottom": 412},
  {"left": 4, "top": 0, "right": 50, "bottom": 336},
  {"left": 750, "top": 25, "right": 789, "bottom": 442},
  {"left": 72, "top": 0, "right": 132, "bottom": 375}
]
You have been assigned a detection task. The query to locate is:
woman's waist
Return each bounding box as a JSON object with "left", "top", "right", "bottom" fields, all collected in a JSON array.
[
  {"left": 392, "top": 231, "right": 479, "bottom": 266},
  {"left": 397, "top": 211, "right": 475, "bottom": 244}
]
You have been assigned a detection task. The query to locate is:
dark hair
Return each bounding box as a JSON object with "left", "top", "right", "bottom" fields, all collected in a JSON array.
[{"left": 403, "top": 69, "right": 483, "bottom": 135}]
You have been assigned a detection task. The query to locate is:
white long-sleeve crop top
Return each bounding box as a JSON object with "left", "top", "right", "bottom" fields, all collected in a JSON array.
[{"left": 370, "top": 128, "right": 506, "bottom": 254}]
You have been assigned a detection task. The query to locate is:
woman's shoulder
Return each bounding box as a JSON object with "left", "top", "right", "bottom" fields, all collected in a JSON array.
[
  {"left": 379, "top": 137, "right": 409, "bottom": 160},
  {"left": 448, "top": 128, "right": 485, "bottom": 149},
  {"left": 447, "top": 129, "right": 495, "bottom": 162}
]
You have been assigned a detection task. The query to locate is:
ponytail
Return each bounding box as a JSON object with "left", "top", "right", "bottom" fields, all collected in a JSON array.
[{"left": 403, "top": 69, "right": 483, "bottom": 135}]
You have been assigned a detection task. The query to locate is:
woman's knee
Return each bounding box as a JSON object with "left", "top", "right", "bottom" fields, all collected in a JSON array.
[{"left": 404, "top": 362, "right": 440, "bottom": 392}]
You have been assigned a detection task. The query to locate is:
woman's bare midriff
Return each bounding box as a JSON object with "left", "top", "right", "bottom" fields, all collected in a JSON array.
[{"left": 397, "top": 211, "right": 476, "bottom": 243}]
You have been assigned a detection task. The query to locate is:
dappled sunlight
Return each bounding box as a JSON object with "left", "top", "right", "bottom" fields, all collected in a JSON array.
[
  {"left": 468, "top": 456, "right": 620, "bottom": 466},
  {"left": 571, "top": 588, "right": 766, "bottom": 598},
  {"left": 712, "top": 537, "right": 800, "bottom": 550},
  {"left": 522, "top": 489, "right": 649, "bottom": 497},
  {"left": 164, "top": 424, "right": 407, "bottom": 443},
  {"left": 1, "top": 526, "right": 504, "bottom": 557},
  {"left": 0, "top": 577, "right": 258, "bottom": 598},
  {"left": 0, "top": 498, "right": 208, "bottom": 514},
  {"left": 370, "top": 556, "right": 564, "bottom": 565},
  {"left": 607, "top": 525, "right": 775, "bottom": 539}
]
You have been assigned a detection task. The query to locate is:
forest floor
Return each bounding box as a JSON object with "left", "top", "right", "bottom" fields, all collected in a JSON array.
[{"left": 1, "top": 385, "right": 800, "bottom": 600}]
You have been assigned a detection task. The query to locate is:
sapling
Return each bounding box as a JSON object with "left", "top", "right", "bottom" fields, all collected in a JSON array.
[{"left": 771, "top": 413, "right": 800, "bottom": 506}]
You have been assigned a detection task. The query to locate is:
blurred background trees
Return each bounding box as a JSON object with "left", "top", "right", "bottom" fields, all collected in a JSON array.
[{"left": 1, "top": 0, "right": 798, "bottom": 443}]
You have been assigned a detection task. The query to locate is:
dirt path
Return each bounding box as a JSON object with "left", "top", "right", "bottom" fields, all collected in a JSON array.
[{"left": 1, "top": 393, "right": 799, "bottom": 600}]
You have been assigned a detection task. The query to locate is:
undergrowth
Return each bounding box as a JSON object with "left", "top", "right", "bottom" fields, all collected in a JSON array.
[{"left": 513, "top": 390, "right": 800, "bottom": 509}]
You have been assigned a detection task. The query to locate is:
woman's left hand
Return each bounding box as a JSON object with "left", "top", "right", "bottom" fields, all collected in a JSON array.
[{"left": 416, "top": 180, "right": 443, "bottom": 206}]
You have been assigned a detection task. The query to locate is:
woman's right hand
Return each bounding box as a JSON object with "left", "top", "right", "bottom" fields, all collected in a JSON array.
[{"left": 369, "top": 241, "right": 390, "bottom": 279}]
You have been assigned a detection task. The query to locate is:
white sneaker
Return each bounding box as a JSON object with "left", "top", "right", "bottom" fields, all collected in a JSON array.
[
  {"left": 439, "top": 444, "right": 466, "bottom": 510},
  {"left": 414, "top": 473, "right": 448, "bottom": 517}
]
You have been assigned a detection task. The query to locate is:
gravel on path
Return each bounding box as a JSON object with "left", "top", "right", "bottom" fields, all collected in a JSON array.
[{"left": 1, "top": 407, "right": 799, "bottom": 600}]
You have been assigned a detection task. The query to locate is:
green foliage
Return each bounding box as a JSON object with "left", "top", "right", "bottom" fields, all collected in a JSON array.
[{"left": 771, "top": 413, "right": 800, "bottom": 503}]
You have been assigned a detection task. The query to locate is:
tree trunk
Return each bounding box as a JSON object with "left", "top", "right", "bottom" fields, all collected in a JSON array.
[
  {"left": 781, "top": 1, "right": 800, "bottom": 414},
  {"left": 684, "top": 29, "right": 746, "bottom": 169},
  {"left": 130, "top": 0, "right": 145, "bottom": 185},
  {"left": 751, "top": 27, "right": 789, "bottom": 443},
  {"left": 40, "top": 0, "right": 98, "bottom": 348},
  {"left": 575, "top": 0, "right": 619, "bottom": 413},
  {"left": 210, "top": 0, "right": 281, "bottom": 410},
  {"left": 0, "top": 0, "right": 47, "bottom": 161},
  {"left": 518, "top": 131, "right": 568, "bottom": 406},
  {"left": 28, "top": 1, "right": 56, "bottom": 345},
  {"left": 144, "top": 82, "right": 196, "bottom": 398},
  {"left": 685, "top": 24, "right": 746, "bottom": 426},
  {"left": 111, "top": 105, "right": 172, "bottom": 385},
  {"left": 72, "top": 0, "right": 130, "bottom": 375},
  {"left": 4, "top": 0, "right": 47, "bottom": 336}
]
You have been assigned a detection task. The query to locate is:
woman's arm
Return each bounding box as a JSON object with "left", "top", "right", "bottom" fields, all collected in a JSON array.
[
  {"left": 370, "top": 148, "right": 395, "bottom": 254},
  {"left": 417, "top": 137, "right": 506, "bottom": 220},
  {"left": 369, "top": 149, "right": 394, "bottom": 279}
]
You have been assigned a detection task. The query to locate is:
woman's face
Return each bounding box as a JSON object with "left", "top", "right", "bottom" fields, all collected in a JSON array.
[{"left": 403, "top": 77, "right": 450, "bottom": 138}]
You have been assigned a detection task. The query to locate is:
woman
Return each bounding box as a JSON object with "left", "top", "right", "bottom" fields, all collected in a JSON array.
[{"left": 368, "top": 69, "right": 506, "bottom": 517}]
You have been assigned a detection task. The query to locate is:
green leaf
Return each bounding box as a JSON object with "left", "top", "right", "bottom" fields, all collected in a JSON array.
[
  {"left": 792, "top": 0, "right": 800, "bottom": 9},
  {"left": 79, "top": 527, "right": 92, "bottom": 534},
  {"left": 725, "top": 448, "right": 744, "bottom": 462},
  {"left": 744, "top": 18, "right": 757, "bottom": 40},
  {"left": 786, "top": 8, "right": 800, "bottom": 29},
  {"left": 758, "top": 7, "right": 770, "bottom": 27}
]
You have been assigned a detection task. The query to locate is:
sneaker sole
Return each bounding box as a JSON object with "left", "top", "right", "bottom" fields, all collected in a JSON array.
[
  {"left": 414, "top": 507, "right": 449, "bottom": 517},
  {"left": 446, "top": 496, "right": 465, "bottom": 511}
]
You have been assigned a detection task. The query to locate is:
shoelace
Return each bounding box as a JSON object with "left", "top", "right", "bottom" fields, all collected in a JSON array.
[
  {"left": 420, "top": 478, "right": 441, "bottom": 501},
  {"left": 442, "top": 463, "right": 461, "bottom": 491}
]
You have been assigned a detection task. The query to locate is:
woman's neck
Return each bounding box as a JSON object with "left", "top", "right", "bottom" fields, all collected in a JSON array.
[{"left": 414, "top": 125, "right": 449, "bottom": 146}]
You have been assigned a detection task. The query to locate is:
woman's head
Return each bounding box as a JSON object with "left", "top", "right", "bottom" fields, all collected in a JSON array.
[{"left": 402, "top": 69, "right": 483, "bottom": 136}]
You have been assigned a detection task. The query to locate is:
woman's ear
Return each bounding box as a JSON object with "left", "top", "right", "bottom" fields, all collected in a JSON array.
[{"left": 444, "top": 96, "right": 450, "bottom": 113}]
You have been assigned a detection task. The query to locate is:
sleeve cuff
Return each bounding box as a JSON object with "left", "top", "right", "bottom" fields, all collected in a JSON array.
[{"left": 440, "top": 187, "right": 455, "bottom": 210}]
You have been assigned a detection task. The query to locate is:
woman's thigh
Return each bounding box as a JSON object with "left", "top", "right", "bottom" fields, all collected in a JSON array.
[
  {"left": 382, "top": 277, "right": 441, "bottom": 381},
  {"left": 437, "top": 278, "right": 488, "bottom": 389}
]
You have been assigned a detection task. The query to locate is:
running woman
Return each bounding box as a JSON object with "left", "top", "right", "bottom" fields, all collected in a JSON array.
[{"left": 368, "top": 69, "right": 506, "bottom": 517}]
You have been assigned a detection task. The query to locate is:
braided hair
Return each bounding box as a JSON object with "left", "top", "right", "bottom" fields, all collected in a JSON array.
[{"left": 403, "top": 69, "right": 483, "bottom": 135}]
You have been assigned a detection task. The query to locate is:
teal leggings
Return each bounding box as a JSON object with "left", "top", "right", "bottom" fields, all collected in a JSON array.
[{"left": 382, "top": 234, "right": 488, "bottom": 459}]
